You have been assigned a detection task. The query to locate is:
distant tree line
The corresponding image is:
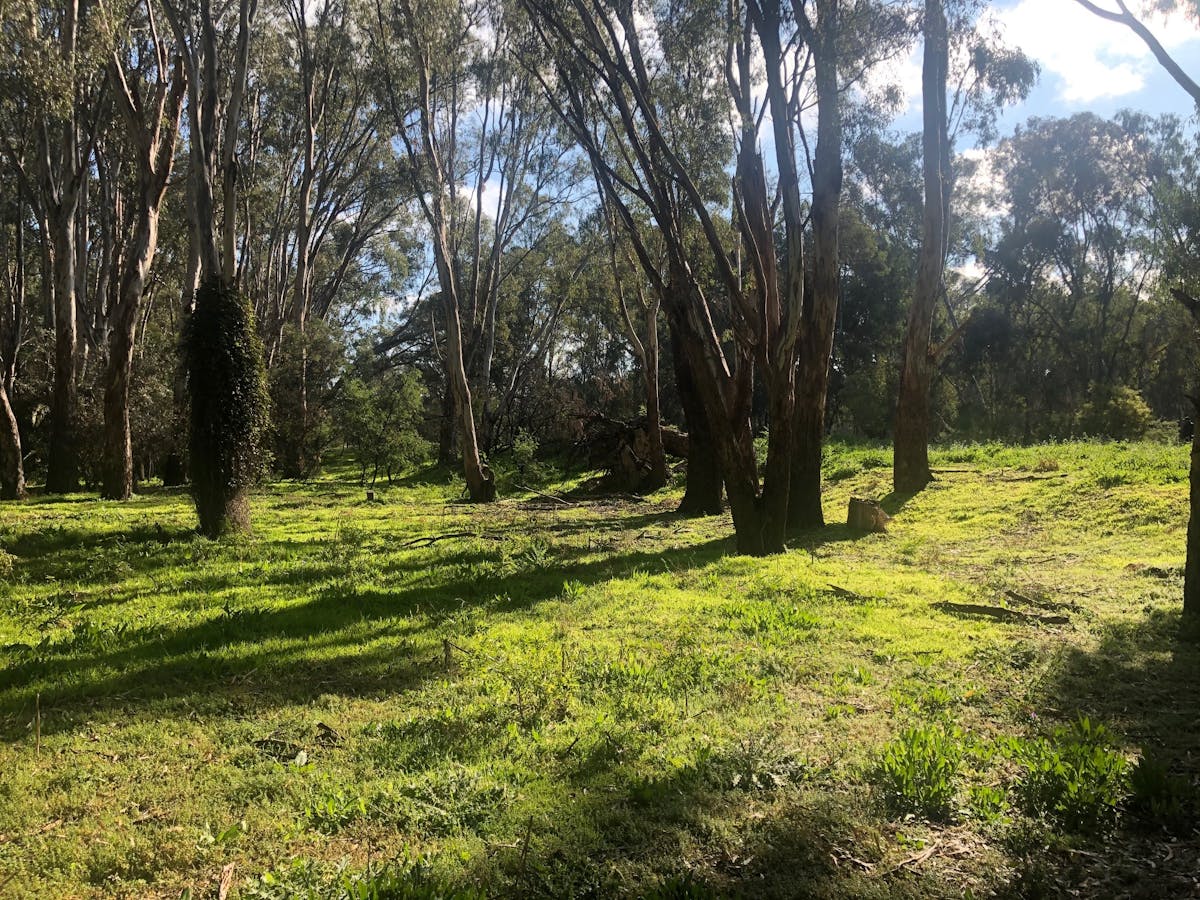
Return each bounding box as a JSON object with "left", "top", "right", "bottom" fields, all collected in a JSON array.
[{"left": 0, "top": 0, "right": 1198, "bottom": 566}]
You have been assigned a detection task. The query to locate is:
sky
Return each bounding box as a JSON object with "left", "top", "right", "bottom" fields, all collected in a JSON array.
[{"left": 887, "top": 0, "right": 1200, "bottom": 139}]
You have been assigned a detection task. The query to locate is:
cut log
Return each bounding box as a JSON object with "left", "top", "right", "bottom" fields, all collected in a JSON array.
[{"left": 848, "top": 497, "right": 890, "bottom": 533}]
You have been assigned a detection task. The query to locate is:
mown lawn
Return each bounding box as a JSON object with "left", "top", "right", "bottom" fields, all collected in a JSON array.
[{"left": 1, "top": 442, "right": 1197, "bottom": 898}]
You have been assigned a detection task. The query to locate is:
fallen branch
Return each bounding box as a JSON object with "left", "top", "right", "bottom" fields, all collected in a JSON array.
[
  {"left": 996, "top": 472, "right": 1069, "bottom": 482},
  {"left": 826, "top": 584, "right": 868, "bottom": 603},
  {"left": 934, "top": 601, "right": 1069, "bottom": 626},
  {"left": 516, "top": 484, "right": 575, "bottom": 507},
  {"left": 398, "top": 531, "right": 476, "bottom": 549},
  {"left": 878, "top": 840, "right": 940, "bottom": 877}
]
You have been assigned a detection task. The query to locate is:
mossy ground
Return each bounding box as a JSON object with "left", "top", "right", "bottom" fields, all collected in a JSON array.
[{"left": 1, "top": 442, "right": 1197, "bottom": 898}]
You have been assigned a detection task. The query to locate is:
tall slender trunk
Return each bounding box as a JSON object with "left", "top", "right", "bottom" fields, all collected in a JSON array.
[
  {"left": 641, "top": 310, "right": 668, "bottom": 490},
  {"left": 441, "top": 283, "right": 494, "bottom": 501},
  {"left": 1185, "top": 396, "right": 1200, "bottom": 627},
  {"left": 0, "top": 380, "right": 23, "bottom": 500},
  {"left": 667, "top": 316, "right": 722, "bottom": 517},
  {"left": 46, "top": 204, "right": 79, "bottom": 493},
  {"left": 788, "top": 8, "right": 841, "bottom": 530},
  {"left": 101, "top": 208, "right": 160, "bottom": 500},
  {"left": 894, "top": 0, "right": 949, "bottom": 495}
]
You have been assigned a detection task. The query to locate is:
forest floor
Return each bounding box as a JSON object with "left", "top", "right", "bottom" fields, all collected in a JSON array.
[{"left": 1, "top": 442, "right": 1198, "bottom": 899}]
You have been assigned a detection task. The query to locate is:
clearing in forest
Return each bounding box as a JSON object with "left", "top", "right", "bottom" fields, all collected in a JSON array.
[{"left": 0, "top": 441, "right": 1197, "bottom": 898}]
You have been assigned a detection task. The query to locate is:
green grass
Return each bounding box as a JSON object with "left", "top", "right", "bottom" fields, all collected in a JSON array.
[{"left": 0, "top": 441, "right": 1197, "bottom": 898}]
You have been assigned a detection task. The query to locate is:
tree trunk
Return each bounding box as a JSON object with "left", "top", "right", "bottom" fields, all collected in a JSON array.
[
  {"left": 101, "top": 323, "right": 135, "bottom": 500},
  {"left": 1185, "top": 397, "right": 1200, "bottom": 626},
  {"left": 101, "top": 205, "right": 161, "bottom": 500},
  {"left": 641, "top": 311, "right": 668, "bottom": 490},
  {"left": 894, "top": 0, "right": 949, "bottom": 495},
  {"left": 45, "top": 206, "right": 79, "bottom": 494},
  {"left": 787, "top": 12, "right": 842, "bottom": 530},
  {"left": 669, "top": 323, "right": 722, "bottom": 517},
  {"left": 444, "top": 290, "right": 495, "bottom": 502},
  {"left": 790, "top": 378, "right": 828, "bottom": 529},
  {"left": 0, "top": 379, "right": 24, "bottom": 500}
]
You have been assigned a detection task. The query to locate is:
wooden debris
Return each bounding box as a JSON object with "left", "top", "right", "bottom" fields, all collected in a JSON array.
[
  {"left": 218, "top": 862, "right": 236, "bottom": 900},
  {"left": 934, "top": 601, "right": 1069, "bottom": 626},
  {"left": 826, "top": 583, "right": 868, "bottom": 603},
  {"left": 515, "top": 484, "right": 575, "bottom": 507},
  {"left": 397, "top": 531, "right": 476, "bottom": 549},
  {"left": 848, "top": 497, "right": 890, "bottom": 532}
]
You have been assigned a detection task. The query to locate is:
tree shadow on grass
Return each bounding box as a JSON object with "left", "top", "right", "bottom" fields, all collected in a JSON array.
[
  {"left": 993, "top": 606, "right": 1200, "bottom": 897},
  {"left": 0, "top": 533, "right": 735, "bottom": 740}
]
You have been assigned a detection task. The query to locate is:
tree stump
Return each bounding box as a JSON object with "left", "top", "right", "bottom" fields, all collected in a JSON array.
[{"left": 847, "top": 497, "right": 890, "bottom": 532}]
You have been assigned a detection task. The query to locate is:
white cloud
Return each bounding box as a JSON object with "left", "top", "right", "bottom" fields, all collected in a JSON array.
[
  {"left": 867, "top": 45, "right": 924, "bottom": 114},
  {"left": 996, "top": 0, "right": 1199, "bottom": 103}
]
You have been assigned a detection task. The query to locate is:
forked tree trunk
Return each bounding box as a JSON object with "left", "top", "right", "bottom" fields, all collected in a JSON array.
[
  {"left": 0, "top": 380, "right": 24, "bottom": 500},
  {"left": 894, "top": 0, "right": 949, "bottom": 495}
]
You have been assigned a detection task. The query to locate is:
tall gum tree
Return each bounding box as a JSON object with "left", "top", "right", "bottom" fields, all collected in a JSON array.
[
  {"left": 893, "top": 0, "right": 1035, "bottom": 494},
  {"left": 163, "top": 0, "right": 269, "bottom": 536},
  {"left": 1075, "top": 0, "right": 1200, "bottom": 628},
  {"left": 371, "top": 0, "right": 574, "bottom": 501},
  {"left": 99, "top": 0, "right": 187, "bottom": 500},
  {"left": 524, "top": 0, "right": 812, "bottom": 554},
  {"left": 0, "top": 179, "right": 26, "bottom": 499},
  {"left": 0, "top": 0, "right": 107, "bottom": 493}
]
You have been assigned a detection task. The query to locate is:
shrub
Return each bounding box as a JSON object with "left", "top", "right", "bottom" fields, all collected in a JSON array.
[
  {"left": 872, "top": 723, "right": 963, "bottom": 821},
  {"left": 183, "top": 279, "right": 269, "bottom": 537},
  {"left": 1126, "top": 754, "right": 1198, "bottom": 833},
  {"left": 1077, "top": 386, "right": 1153, "bottom": 441},
  {"left": 336, "top": 364, "right": 430, "bottom": 486},
  {"left": 1011, "top": 717, "right": 1129, "bottom": 833}
]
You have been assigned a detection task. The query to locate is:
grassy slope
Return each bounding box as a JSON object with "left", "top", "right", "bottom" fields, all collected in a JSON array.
[{"left": 0, "top": 442, "right": 1196, "bottom": 898}]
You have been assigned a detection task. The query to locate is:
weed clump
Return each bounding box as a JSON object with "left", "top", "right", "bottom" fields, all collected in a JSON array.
[
  {"left": 1011, "top": 717, "right": 1129, "bottom": 834},
  {"left": 872, "top": 722, "right": 963, "bottom": 821}
]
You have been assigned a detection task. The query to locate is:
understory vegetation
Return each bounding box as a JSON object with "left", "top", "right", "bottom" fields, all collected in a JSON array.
[{"left": 1, "top": 441, "right": 1197, "bottom": 898}]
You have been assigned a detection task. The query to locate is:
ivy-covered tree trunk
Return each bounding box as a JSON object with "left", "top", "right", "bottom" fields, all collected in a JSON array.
[{"left": 185, "top": 279, "right": 268, "bottom": 537}]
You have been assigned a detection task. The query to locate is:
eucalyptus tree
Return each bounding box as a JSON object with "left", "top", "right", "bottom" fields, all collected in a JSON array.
[
  {"left": 162, "top": 0, "right": 268, "bottom": 536},
  {"left": 96, "top": 0, "right": 187, "bottom": 500},
  {"left": 370, "top": 0, "right": 573, "bottom": 502},
  {"left": 599, "top": 199, "right": 668, "bottom": 491},
  {"left": 523, "top": 0, "right": 819, "bottom": 554},
  {"left": 893, "top": 0, "right": 1035, "bottom": 494},
  {"left": 0, "top": 177, "right": 26, "bottom": 499},
  {"left": 241, "top": 0, "right": 399, "bottom": 476},
  {"left": 0, "top": 0, "right": 108, "bottom": 493}
]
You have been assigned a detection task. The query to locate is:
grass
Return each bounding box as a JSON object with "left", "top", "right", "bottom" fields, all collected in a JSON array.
[{"left": 0, "top": 441, "right": 1197, "bottom": 898}]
